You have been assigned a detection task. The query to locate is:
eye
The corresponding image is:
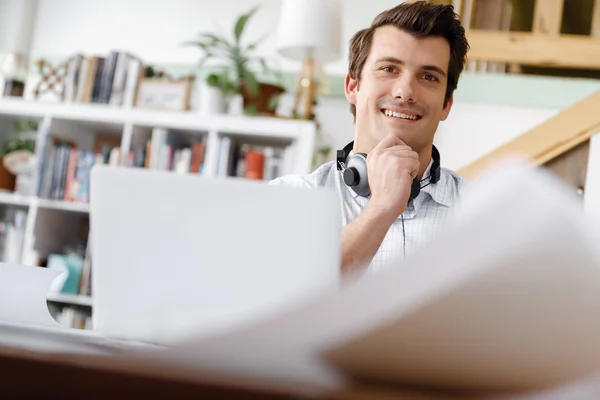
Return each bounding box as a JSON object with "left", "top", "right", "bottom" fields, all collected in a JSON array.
[
  {"left": 423, "top": 73, "right": 439, "bottom": 82},
  {"left": 381, "top": 66, "right": 396, "bottom": 73}
]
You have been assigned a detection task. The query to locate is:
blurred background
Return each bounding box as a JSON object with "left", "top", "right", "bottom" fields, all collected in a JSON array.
[{"left": 0, "top": 0, "right": 599, "bottom": 328}]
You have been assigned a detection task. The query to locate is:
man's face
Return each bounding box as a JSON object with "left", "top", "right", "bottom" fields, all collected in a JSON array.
[{"left": 345, "top": 26, "right": 453, "bottom": 154}]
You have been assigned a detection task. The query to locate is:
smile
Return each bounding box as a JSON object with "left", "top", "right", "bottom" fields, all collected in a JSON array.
[{"left": 381, "top": 109, "right": 422, "bottom": 121}]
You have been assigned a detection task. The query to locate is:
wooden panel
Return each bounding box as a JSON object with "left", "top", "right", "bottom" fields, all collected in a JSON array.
[
  {"left": 472, "top": 0, "right": 512, "bottom": 72},
  {"left": 593, "top": 0, "right": 600, "bottom": 37},
  {"left": 560, "top": 0, "right": 595, "bottom": 36},
  {"left": 461, "top": 0, "right": 477, "bottom": 72},
  {"left": 532, "top": 0, "right": 565, "bottom": 35},
  {"left": 473, "top": 0, "right": 506, "bottom": 29},
  {"left": 466, "top": 30, "right": 600, "bottom": 69},
  {"left": 458, "top": 90, "right": 600, "bottom": 179},
  {"left": 543, "top": 140, "right": 589, "bottom": 199},
  {"left": 452, "top": 0, "right": 464, "bottom": 16}
]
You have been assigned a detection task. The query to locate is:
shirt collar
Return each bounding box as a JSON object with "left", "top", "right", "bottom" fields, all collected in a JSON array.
[
  {"left": 342, "top": 157, "right": 457, "bottom": 208},
  {"left": 418, "top": 158, "right": 456, "bottom": 207}
]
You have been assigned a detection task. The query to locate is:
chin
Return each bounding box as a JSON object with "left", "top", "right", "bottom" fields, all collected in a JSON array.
[{"left": 388, "top": 129, "right": 413, "bottom": 144}]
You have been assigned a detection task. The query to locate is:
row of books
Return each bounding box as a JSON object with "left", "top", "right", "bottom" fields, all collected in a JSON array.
[
  {"left": 48, "top": 304, "right": 92, "bottom": 330},
  {"left": 45, "top": 250, "right": 92, "bottom": 298},
  {"left": 217, "top": 136, "right": 293, "bottom": 181},
  {"left": 36, "top": 135, "right": 119, "bottom": 202},
  {"left": 127, "top": 127, "right": 206, "bottom": 173},
  {"left": 63, "top": 50, "right": 142, "bottom": 107},
  {"left": 35, "top": 128, "right": 293, "bottom": 203},
  {"left": 130, "top": 129, "right": 292, "bottom": 180},
  {"left": 0, "top": 209, "right": 27, "bottom": 264}
]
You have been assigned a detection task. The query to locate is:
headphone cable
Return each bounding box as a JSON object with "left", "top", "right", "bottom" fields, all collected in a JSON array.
[{"left": 401, "top": 213, "right": 406, "bottom": 258}]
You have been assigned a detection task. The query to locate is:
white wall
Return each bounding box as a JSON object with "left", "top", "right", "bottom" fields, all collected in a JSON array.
[
  {"left": 29, "top": 0, "right": 403, "bottom": 76},
  {"left": 434, "top": 103, "right": 558, "bottom": 171},
  {"left": 0, "top": 0, "right": 37, "bottom": 54},
  {"left": 584, "top": 133, "right": 600, "bottom": 225}
]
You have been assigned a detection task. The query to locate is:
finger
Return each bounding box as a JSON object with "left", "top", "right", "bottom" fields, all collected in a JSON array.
[
  {"left": 407, "top": 158, "right": 420, "bottom": 179},
  {"left": 386, "top": 147, "right": 419, "bottom": 159}
]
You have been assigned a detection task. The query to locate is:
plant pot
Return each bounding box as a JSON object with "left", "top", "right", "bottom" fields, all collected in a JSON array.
[
  {"left": 0, "top": 156, "right": 16, "bottom": 192},
  {"left": 241, "top": 82, "right": 285, "bottom": 116},
  {"left": 3, "top": 150, "right": 35, "bottom": 195},
  {"left": 198, "top": 82, "right": 228, "bottom": 115}
]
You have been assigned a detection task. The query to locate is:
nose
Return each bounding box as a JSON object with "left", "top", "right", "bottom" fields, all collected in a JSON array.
[{"left": 392, "top": 73, "right": 417, "bottom": 103}]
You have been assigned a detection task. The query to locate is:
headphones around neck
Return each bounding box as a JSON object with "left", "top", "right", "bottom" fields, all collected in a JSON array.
[{"left": 336, "top": 141, "right": 441, "bottom": 200}]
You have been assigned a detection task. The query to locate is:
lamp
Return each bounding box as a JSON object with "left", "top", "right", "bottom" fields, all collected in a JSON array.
[{"left": 276, "top": 0, "right": 341, "bottom": 120}]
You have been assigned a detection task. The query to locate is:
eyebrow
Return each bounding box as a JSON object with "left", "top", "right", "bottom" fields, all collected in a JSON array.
[{"left": 374, "top": 57, "right": 447, "bottom": 79}]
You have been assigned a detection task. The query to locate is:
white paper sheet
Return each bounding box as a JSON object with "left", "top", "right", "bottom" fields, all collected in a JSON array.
[
  {"left": 0, "top": 263, "right": 64, "bottom": 328},
  {"left": 132, "top": 160, "right": 600, "bottom": 394},
  {"left": 0, "top": 263, "right": 163, "bottom": 354},
  {"left": 0, "top": 319, "right": 162, "bottom": 355}
]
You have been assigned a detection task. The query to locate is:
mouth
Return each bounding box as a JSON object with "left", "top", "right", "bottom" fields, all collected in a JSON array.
[{"left": 381, "top": 109, "right": 422, "bottom": 121}]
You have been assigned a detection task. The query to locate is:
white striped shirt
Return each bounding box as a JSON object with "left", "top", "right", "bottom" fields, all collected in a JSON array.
[{"left": 269, "top": 160, "right": 467, "bottom": 273}]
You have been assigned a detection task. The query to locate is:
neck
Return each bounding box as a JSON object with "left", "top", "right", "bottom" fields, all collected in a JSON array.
[
  {"left": 417, "top": 146, "right": 433, "bottom": 180},
  {"left": 352, "top": 135, "right": 376, "bottom": 155}
]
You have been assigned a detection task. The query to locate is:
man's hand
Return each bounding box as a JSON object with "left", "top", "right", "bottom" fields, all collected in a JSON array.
[
  {"left": 366, "top": 133, "right": 420, "bottom": 219},
  {"left": 340, "top": 134, "right": 419, "bottom": 275}
]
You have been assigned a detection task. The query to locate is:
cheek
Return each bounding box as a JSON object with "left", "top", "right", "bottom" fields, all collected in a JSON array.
[
  {"left": 424, "top": 91, "right": 446, "bottom": 115},
  {"left": 356, "top": 90, "right": 371, "bottom": 111}
]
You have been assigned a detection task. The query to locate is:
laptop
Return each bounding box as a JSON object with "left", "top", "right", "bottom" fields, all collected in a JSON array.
[{"left": 89, "top": 165, "right": 341, "bottom": 346}]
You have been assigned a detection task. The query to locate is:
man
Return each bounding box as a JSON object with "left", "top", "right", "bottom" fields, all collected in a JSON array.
[{"left": 270, "top": 1, "right": 469, "bottom": 275}]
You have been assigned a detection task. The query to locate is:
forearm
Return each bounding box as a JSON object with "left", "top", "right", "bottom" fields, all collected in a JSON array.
[{"left": 341, "top": 203, "right": 398, "bottom": 275}]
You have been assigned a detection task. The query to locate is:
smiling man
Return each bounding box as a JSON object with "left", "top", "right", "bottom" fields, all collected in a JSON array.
[{"left": 270, "top": 1, "right": 470, "bottom": 275}]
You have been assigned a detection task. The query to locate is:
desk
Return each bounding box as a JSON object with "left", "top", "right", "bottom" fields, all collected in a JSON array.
[
  {"left": 0, "top": 344, "right": 419, "bottom": 399},
  {"left": 1, "top": 343, "right": 600, "bottom": 399}
]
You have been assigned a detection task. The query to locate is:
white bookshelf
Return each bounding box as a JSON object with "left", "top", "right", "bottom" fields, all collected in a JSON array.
[
  {"left": 0, "top": 97, "right": 317, "bottom": 173},
  {"left": 0, "top": 97, "right": 318, "bottom": 317},
  {"left": 47, "top": 293, "right": 93, "bottom": 307},
  {"left": 0, "top": 191, "right": 30, "bottom": 207}
]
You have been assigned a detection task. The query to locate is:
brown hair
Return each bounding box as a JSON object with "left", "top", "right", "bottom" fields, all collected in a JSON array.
[{"left": 347, "top": 1, "right": 469, "bottom": 118}]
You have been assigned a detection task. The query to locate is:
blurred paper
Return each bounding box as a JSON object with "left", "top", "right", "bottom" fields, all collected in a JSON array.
[
  {"left": 0, "top": 264, "right": 162, "bottom": 354},
  {"left": 133, "top": 160, "right": 600, "bottom": 394},
  {"left": 0, "top": 319, "right": 161, "bottom": 355},
  {"left": 0, "top": 263, "right": 64, "bottom": 328}
]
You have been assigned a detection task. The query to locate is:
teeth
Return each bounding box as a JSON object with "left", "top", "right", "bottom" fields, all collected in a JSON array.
[{"left": 384, "top": 109, "right": 418, "bottom": 120}]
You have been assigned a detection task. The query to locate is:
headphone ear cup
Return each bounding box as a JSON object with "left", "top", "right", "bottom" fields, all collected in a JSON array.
[
  {"left": 410, "top": 179, "right": 421, "bottom": 199},
  {"left": 345, "top": 153, "right": 370, "bottom": 197},
  {"left": 430, "top": 145, "right": 442, "bottom": 184},
  {"left": 431, "top": 162, "right": 441, "bottom": 184}
]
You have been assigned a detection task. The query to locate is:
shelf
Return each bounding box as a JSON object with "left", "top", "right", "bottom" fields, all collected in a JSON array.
[
  {"left": 47, "top": 293, "right": 93, "bottom": 307},
  {"left": 0, "top": 193, "right": 91, "bottom": 213},
  {"left": 0, "top": 192, "right": 31, "bottom": 207},
  {"left": 0, "top": 97, "right": 315, "bottom": 140},
  {"left": 37, "top": 199, "right": 90, "bottom": 214}
]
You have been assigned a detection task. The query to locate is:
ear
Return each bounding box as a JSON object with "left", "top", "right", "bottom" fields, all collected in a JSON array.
[
  {"left": 440, "top": 92, "right": 454, "bottom": 121},
  {"left": 344, "top": 73, "right": 358, "bottom": 105}
]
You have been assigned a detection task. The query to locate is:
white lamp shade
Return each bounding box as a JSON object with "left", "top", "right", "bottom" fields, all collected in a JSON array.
[{"left": 276, "top": 0, "right": 342, "bottom": 63}]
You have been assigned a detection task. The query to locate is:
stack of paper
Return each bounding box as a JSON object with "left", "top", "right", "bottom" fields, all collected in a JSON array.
[
  {"left": 3, "top": 159, "right": 600, "bottom": 398},
  {"left": 131, "top": 159, "right": 600, "bottom": 395}
]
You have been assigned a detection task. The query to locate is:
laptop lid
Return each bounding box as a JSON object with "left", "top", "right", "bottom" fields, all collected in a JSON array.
[{"left": 89, "top": 165, "right": 341, "bottom": 345}]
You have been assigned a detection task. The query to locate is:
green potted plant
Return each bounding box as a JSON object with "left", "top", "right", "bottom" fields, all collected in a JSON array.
[
  {"left": 1, "top": 120, "right": 36, "bottom": 157},
  {"left": 0, "top": 119, "right": 37, "bottom": 194},
  {"left": 185, "top": 5, "right": 285, "bottom": 116},
  {"left": 200, "top": 69, "right": 238, "bottom": 114}
]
